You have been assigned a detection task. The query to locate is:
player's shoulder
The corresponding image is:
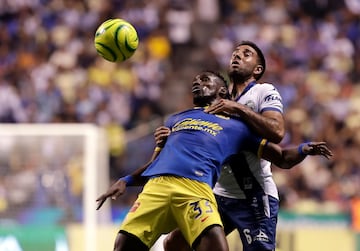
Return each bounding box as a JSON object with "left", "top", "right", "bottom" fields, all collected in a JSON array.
[
  {"left": 253, "top": 82, "right": 282, "bottom": 98},
  {"left": 254, "top": 82, "right": 278, "bottom": 91},
  {"left": 167, "top": 107, "right": 204, "bottom": 121},
  {"left": 171, "top": 107, "right": 200, "bottom": 116}
]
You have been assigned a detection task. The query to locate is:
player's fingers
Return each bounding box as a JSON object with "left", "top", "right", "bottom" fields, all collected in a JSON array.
[
  {"left": 156, "top": 131, "right": 170, "bottom": 139},
  {"left": 311, "top": 145, "right": 333, "bottom": 159},
  {"left": 154, "top": 130, "right": 164, "bottom": 138},
  {"left": 308, "top": 142, "right": 326, "bottom": 147},
  {"left": 204, "top": 107, "right": 214, "bottom": 113},
  {"left": 154, "top": 126, "right": 169, "bottom": 133},
  {"left": 154, "top": 130, "right": 169, "bottom": 146},
  {"left": 308, "top": 142, "right": 327, "bottom": 151},
  {"left": 205, "top": 102, "right": 221, "bottom": 112},
  {"left": 322, "top": 148, "right": 333, "bottom": 158},
  {"left": 96, "top": 194, "right": 106, "bottom": 202},
  {"left": 96, "top": 198, "right": 106, "bottom": 210},
  {"left": 316, "top": 147, "right": 327, "bottom": 155},
  {"left": 314, "top": 144, "right": 332, "bottom": 155},
  {"left": 205, "top": 106, "right": 221, "bottom": 114},
  {"left": 96, "top": 189, "right": 118, "bottom": 208},
  {"left": 321, "top": 150, "right": 332, "bottom": 159}
]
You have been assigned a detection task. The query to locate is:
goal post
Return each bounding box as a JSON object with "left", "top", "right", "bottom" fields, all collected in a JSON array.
[{"left": 0, "top": 123, "right": 110, "bottom": 251}]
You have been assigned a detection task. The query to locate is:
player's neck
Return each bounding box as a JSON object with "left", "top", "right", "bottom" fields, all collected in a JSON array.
[
  {"left": 231, "top": 78, "right": 256, "bottom": 99},
  {"left": 193, "top": 98, "right": 220, "bottom": 107}
]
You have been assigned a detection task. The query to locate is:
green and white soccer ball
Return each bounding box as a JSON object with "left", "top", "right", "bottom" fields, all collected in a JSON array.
[{"left": 94, "top": 18, "right": 139, "bottom": 62}]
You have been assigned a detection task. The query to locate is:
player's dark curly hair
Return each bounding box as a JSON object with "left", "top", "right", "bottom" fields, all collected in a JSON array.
[{"left": 237, "top": 40, "right": 266, "bottom": 80}]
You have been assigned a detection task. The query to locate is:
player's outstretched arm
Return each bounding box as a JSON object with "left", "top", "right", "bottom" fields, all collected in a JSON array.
[
  {"left": 96, "top": 178, "right": 128, "bottom": 210},
  {"left": 262, "top": 142, "right": 333, "bottom": 169},
  {"left": 96, "top": 147, "right": 162, "bottom": 210}
]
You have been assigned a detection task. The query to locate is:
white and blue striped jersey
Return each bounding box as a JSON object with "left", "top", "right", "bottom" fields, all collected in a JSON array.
[{"left": 213, "top": 82, "right": 283, "bottom": 200}]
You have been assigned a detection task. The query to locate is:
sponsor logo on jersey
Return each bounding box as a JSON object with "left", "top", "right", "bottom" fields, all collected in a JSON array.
[
  {"left": 264, "top": 94, "right": 282, "bottom": 102},
  {"left": 254, "top": 230, "right": 270, "bottom": 242},
  {"left": 172, "top": 118, "right": 223, "bottom": 136},
  {"left": 129, "top": 201, "right": 140, "bottom": 212},
  {"left": 201, "top": 216, "right": 210, "bottom": 222}
]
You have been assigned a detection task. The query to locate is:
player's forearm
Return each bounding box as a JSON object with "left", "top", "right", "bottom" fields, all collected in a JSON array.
[
  {"left": 262, "top": 142, "right": 306, "bottom": 169},
  {"left": 275, "top": 147, "right": 306, "bottom": 169},
  {"left": 233, "top": 104, "right": 284, "bottom": 143},
  {"left": 262, "top": 142, "right": 332, "bottom": 169}
]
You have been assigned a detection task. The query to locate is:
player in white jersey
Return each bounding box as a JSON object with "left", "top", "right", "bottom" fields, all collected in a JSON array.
[
  {"left": 212, "top": 82, "right": 283, "bottom": 251},
  {"left": 213, "top": 82, "right": 282, "bottom": 201},
  {"left": 160, "top": 41, "right": 286, "bottom": 251}
]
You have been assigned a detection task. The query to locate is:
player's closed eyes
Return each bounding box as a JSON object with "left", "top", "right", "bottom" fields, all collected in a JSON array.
[
  {"left": 232, "top": 50, "right": 253, "bottom": 60},
  {"left": 243, "top": 50, "right": 253, "bottom": 57},
  {"left": 200, "top": 76, "right": 210, "bottom": 82}
]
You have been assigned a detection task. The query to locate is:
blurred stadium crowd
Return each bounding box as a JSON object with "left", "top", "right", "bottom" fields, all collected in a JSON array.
[{"left": 0, "top": 0, "right": 360, "bottom": 223}]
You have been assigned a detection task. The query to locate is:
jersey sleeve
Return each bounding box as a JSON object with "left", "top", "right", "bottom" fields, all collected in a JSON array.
[
  {"left": 164, "top": 114, "right": 176, "bottom": 128},
  {"left": 258, "top": 83, "right": 283, "bottom": 114},
  {"left": 256, "top": 139, "right": 269, "bottom": 158}
]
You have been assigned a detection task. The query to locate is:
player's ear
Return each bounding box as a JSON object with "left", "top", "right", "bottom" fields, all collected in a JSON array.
[
  {"left": 254, "top": 65, "right": 264, "bottom": 75},
  {"left": 219, "top": 86, "right": 230, "bottom": 99}
]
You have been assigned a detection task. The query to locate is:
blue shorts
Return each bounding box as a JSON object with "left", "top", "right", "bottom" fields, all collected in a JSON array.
[{"left": 215, "top": 194, "right": 279, "bottom": 251}]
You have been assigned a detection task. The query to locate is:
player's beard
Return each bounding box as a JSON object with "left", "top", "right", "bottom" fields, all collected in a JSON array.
[
  {"left": 228, "top": 67, "right": 252, "bottom": 85},
  {"left": 193, "top": 95, "right": 213, "bottom": 107}
]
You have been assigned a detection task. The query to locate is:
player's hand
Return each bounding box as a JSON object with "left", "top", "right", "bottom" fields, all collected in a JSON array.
[
  {"left": 302, "top": 142, "right": 333, "bottom": 159},
  {"left": 96, "top": 179, "right": 127, "bottom": 210},
  {"left": 204, "top": 99, "right": 241, "bottom": 115},
  {"left": 154, "top": 126, "right": 170, "bottom": 147}
]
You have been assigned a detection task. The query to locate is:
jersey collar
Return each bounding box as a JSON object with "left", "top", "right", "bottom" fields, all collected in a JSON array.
[
  {"left": 234, "top": 81, "right": 256, "bottom": 102},
  {"left": 194, "top": 106, "right": 208, "bottom": 109}
]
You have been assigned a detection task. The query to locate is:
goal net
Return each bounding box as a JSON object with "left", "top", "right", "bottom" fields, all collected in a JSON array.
[{"left": 0, "top": 124, "right": 109, "bottom": 251}]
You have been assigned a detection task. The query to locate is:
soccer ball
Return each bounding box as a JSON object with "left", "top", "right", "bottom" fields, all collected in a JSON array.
[{"left": 94, "top": 18, "right": 139, "bottom": 62}]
